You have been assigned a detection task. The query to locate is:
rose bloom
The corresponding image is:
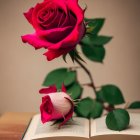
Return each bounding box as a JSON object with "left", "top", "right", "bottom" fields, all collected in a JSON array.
[
  {"left": 21, "top": 0, "right": 86, "bottom": 61},
  {"left": 39, "top": 85, "right": 74, "bottom": 128}
]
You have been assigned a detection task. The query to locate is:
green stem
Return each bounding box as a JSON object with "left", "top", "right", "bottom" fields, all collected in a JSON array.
[
  {"left": 74, "top": 58, "right": 97, "bottom": 96},
  {"left": 74, "top": 58, "right": 115, "bottom": 112}
]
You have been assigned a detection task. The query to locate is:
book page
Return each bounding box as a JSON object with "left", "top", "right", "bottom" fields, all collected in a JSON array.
[
  {"left": 23, "top": 114, "right": 89, "bottom": 140},
  {"left": 90, "top": 113, "right": 140, "bottom": 137}
]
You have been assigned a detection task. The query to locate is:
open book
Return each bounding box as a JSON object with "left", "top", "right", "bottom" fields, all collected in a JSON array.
[{"left": 22, "top": 112, "right": 140, "bottom": 140}]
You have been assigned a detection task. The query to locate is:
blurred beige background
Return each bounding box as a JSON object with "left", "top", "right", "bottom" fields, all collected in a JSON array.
[{"left": 0, "top": 0, "right": 140, "bottom": 113}]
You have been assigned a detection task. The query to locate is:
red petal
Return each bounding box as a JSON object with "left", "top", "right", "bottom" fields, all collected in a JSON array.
[
  {"left": 58, "top": 97, "right": 74, "bottom": 129},
  {"left": 39, "top": 85, "right": 57, "bottom": 94},
  {"left": 21, "top": 33, "right": 53, "bottom": 49},
  {"left": 46, "top": 0, "right": 85, "bottom": 51},
  {"left": 40, "top": 95, "right": 54, "bottom": 123},
  {"left": 24, "top": 7, "right": 34, "bottom": 24},
  {"left": 38, "top": 26, "right": 73, "bottom": 44},
  {"left": 44, "top": 46, "right": 75, "bottom": 61},
  {"left": 61, "top": 83, "right": 67, "bottom": 93},
  {"left": 44, "top": 49, "right": 66, "bottom": 61}
]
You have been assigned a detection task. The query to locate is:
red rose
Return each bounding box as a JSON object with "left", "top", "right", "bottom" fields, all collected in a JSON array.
[
  {"left": 39, "top": 85, "right": 74, "bottom": 128},
  {"left": 21, "top": 0, "right": 85, "bottom": 61}
]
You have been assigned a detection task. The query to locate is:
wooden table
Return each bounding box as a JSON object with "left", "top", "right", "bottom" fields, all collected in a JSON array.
[{"left": 0, "top": 112, "right": 35, "bottom": 140}]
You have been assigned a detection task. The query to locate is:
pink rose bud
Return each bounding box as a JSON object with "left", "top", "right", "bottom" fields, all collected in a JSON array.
[{"left": 39, "top": 85, "right": 74, "bottom": 128}]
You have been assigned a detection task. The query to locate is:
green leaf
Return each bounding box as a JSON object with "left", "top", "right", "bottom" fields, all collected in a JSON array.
[
  {"left": 128, "top": 101, "right": 140, "bottom": 109},
  {"left": 85, "top": 18, "right": 105, "bottom": 35},
  {"left": 74, "top": 51, "right": 86, "bottom": 63},
  {"left": 97, "top": 85, "right": 125, "bottom": 105},
  {"left": 106, "top": 109, "right": 130, "bottom": 131},
  {"left": 62, "top": 54, "right": 68, "bottom": 63},
  {"left": 80, "top": 35, "right": 107, "bottom": 63},
  {"left": 91, "top": 35, "right": 112, "bottom": 45},
  {"left": 96, "top": 90, "right": 105, "bottom": 102},
  {"left": 69, "top": 50, "right": 76, "bottom": 63},
  {"left": 81, "top": 43, "right": 105, "bottom": 62},
  {"left": 75, "top": 97, "right": 103, "bottom": 118},
  {"left": 81, "top": 35, "right": 91, "bottom": 45},
  {"left": 90, "top": 101, "right": 103, "bottom": 118},
  {"left": 69, "top": 49, "right": 86, "bottom": 63},
  {"left": 67, "top": 82, "right": 83, "bottom": 100},
  {"left": 75, "top": 97, "right": 93, "bottom": 118},
  {"left": 43, "top": 68, "right": 76, "bottom": 88}
]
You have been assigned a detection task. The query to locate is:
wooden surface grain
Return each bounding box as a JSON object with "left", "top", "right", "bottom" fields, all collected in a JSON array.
[{"left": 0, "top": 112, "right": 35, "bottom": 140}]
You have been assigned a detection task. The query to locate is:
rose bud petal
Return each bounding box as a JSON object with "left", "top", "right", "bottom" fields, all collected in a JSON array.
[
  {"left": 21, "top": 0, "right": 86, "bottom": 61},
  {"left": 40, "top": 85, "right": 74, "bottom": 128},
  {"left": 40, "top": 92, "right": 74, "bottom": 128},
  {"left": 39, "top": 85, "right": 57, "bottom": 94}
]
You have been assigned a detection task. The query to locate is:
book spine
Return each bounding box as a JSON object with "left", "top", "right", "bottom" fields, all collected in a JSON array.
[{"left": 20, "top": 118, "right": 32, "bottom": 140}]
